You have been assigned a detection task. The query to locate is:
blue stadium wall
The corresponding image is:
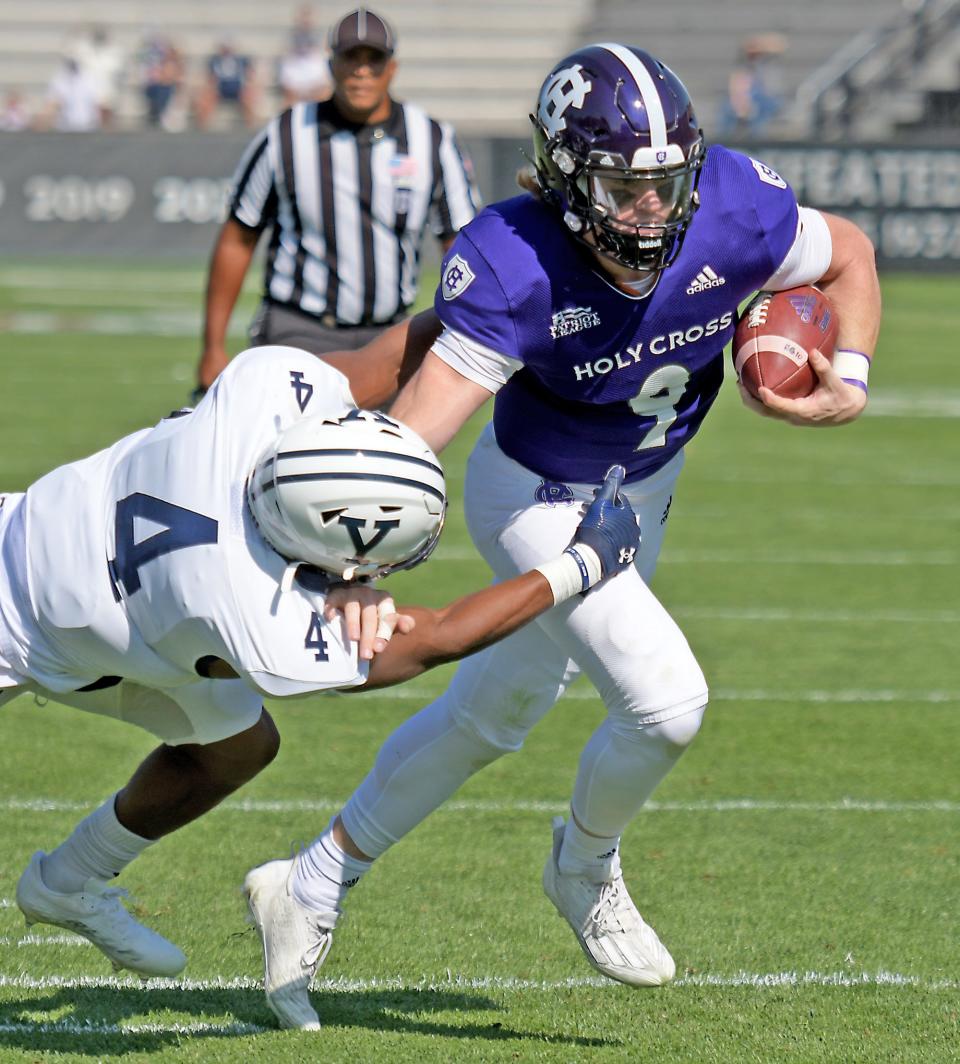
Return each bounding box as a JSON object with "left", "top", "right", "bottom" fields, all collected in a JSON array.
[{"left": 2, "top": 132, "right": 959, "bottom": 269}]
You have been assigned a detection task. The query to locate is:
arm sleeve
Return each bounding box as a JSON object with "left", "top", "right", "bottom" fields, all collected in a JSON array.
[
  {"left": 429, "top": 120, "right": 481, "bottom": 237},
  {"left": 431, "top": 327, "right": 522, "bottom": 393},
  {"left": 761, "top": 207, "right": 833, "bottom": 290},
  {"left": 434, "top": 233, "right": 523, "bottom": 361},
  {"left": 229, "top": 123, "right": 277, "bottom": 230}
]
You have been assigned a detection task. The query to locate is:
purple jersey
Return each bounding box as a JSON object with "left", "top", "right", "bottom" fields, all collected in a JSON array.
[{"left": 434, "top": 146, "right": 799, "bottom": 484}]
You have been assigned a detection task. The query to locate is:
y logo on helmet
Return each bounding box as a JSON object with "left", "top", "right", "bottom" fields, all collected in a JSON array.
[
  {"left": 340, "top": 408, "right": 398, "bottom": 429},
  {"left": 338, "top": 515, "right": 400, "bottom": 557},
  {"left": 289, "top": 370, "right": 314, "bottom": 412},
  {"left": 538, "top": 64, "right": 592, "bottom": 136}
]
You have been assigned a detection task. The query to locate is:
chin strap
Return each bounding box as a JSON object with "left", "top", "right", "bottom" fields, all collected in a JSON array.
[{"left": 279, "top": 562, "right": 299, "bottom": 594}]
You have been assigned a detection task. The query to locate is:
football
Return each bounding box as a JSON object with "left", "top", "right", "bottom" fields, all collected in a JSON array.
[{"left": 732, "top": 285, "right": 840, "bottom": 400}]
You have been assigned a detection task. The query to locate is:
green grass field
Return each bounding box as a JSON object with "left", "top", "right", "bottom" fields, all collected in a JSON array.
[{"left": 0, "top": 263, "right": 957, "bottom": 1062}]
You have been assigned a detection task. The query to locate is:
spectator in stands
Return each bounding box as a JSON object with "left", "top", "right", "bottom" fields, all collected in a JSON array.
[
  {"left": 140, "top": 32, "right": 184, "bottom": 130},
  {"left": 0, "top": 90, "right": 30, "bottom": 132},
  {"left": 38, "top": 57, "right": 100, "bottom": 132},
  {"left": 194, "top": 6, "right": 480, "bottom": 394},
  {"left": 278, "top": 6, "right": 333, "bottom": 107},
  {"left": 69, "top": 26, "right": 125, "bottom": 129},
  {"left": 195, "top": 38, "right": 260, "bottom": 131},
  {"left": 717, "top": 33, "right": 787, "bottom": 140}
]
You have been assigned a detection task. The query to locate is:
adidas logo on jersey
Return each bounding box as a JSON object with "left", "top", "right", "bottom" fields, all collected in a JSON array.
[{"left": 686, "top": 265, "right": 726, "bottom": 294}]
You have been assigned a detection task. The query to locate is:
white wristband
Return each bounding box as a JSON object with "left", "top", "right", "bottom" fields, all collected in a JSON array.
[
  {"left": 833, "top": 348, "right": 871, "bottom": 394},
  {"left": 535, "top": 545, "right": 603, "bottom": 605}
]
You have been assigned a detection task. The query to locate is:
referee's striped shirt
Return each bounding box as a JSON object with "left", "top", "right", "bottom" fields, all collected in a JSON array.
[{"left": 229, "top": 98, "right": 480, "bottom": 327}]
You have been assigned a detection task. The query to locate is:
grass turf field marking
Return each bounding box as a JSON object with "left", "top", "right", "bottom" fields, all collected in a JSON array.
[
  {"left": 1, "top": 972, "right": 957, "bottom": 993},
  {"left": 2, "top": 798, "right": 957, "bottom": 815},
  {"left": 431, "top": 546, "right": 960, "bottom": 566},
  {"left": 0, "top": 934, "right": 90, "bottom": 947},
  {"left": 0, "top": 268, "right": 207, "bottom": 292},
  {"left": 5, "top": 689, "right": 956, "bottom": 710},
  {"left": 674, "top": 606, "right": 960, "bottom": 623},
  {"left": 0, "top": 1020, "right": 266, "bottom": 1036}
]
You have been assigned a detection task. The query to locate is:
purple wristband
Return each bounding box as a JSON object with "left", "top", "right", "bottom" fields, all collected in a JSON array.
[
  {"left": 564, "top": 546, "right": 591, "bottom": 592},
  {"left": 841, "top": 378, "right": 869, "bottom": 394},
  {"left": 836, "top": 348, "right": 872, "bottom": 362}
]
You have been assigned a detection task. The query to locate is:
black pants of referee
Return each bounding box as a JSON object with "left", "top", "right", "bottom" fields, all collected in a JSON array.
[{"left": 250, "top": 301, "right": 406, "bottom": 356}]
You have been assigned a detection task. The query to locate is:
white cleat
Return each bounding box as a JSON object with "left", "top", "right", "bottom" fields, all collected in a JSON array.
[
  {"left": 15, "top": 850, "right": 186, "bottom": 977},
  {"left": 542, "top": 817, "right": 675, "bottom": 987},
  {"left": 243, "top": 857, "right": 334, "bottom": 1031}
]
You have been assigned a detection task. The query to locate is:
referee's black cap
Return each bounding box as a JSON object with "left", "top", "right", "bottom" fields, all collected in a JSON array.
[{"left": 329, "top": 8, "right": 396, "bottom": 57}]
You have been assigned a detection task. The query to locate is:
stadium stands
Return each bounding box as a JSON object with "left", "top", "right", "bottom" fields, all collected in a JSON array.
[
  {"left": 0, "top": 0, "right": 586, "bottom": 133},
  {"left": 0, "top": 0, "right": 958, "bottom": 137}
]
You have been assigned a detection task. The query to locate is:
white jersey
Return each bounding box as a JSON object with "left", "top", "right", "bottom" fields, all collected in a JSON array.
[{"left": 0, "top": 347, "right": 370, "bottom": 704}]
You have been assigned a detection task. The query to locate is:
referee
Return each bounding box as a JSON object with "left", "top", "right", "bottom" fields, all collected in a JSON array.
[{"left": 195, "top": 6, "right": 479, "bottom": 393}]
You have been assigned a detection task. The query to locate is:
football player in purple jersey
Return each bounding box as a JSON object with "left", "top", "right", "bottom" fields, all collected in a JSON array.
[{"left": 246, "top": 44, "right": 880, "bottom": 1027}]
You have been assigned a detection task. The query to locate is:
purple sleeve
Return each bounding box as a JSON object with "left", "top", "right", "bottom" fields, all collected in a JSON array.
[
  {"left": 743, "top": 153, "right": 801, "bottom": 278},
  {"left": 433, "top": 232, "right": 523, "bottom": 361}
]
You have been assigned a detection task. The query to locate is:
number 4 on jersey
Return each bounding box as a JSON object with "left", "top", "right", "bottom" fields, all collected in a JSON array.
[
  {"left": 110, "top": 493, "right": 218, "bottom": 596},
  {"left": 305, "top": 612, "right": 329, "bottom": 661}
]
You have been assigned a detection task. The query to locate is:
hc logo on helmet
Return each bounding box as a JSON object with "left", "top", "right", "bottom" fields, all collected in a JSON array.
[
  {"left": 538, "top": 64, "right": 592, "bottom": 136},
  {"left": 535, "top": 480, "right": 575, "bottom": 506}
]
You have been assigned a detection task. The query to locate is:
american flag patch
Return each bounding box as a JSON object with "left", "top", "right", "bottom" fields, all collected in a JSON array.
[{"left": 390, "top": 155, "right": 417, "bottom": 179}]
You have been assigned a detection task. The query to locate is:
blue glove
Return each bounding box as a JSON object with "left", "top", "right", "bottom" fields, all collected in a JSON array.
[{"left": 567, "top": 465, "right": 640, "bottom": 586}]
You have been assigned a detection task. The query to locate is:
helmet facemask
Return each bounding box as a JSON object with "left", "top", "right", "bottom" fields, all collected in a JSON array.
[
  {"left": 533, "top": 124, "right": 704, "bottom": 273},
  {"left": 530, "top": 44, "right": 706, "bottom": 274}
]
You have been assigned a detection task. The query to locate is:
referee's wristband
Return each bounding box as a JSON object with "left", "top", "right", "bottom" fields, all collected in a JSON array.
[
  {"left": 833, "top": 348, "right": 871, "bottom": 394},
  {"left": 535, "top": 545, "right": 603, "bottom": 605}
]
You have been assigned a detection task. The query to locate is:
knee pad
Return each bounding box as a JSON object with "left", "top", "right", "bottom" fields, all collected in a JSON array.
[
  {"left": 609, "top": 698, "right": 707, "bottom": 754},
  {"left": 641, "top": 702, "right": 706, "bottom": 752},
  {"left": 601, "top": 642, "right": 708, "bottom": 749}
]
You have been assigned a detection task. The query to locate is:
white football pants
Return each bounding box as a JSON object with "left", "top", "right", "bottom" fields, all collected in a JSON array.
[{"left": 341, "top": 425, "right": 708, "bottom": 857}]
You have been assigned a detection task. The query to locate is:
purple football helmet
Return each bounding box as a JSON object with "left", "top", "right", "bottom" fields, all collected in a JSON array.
[{"left": 531, "top": 44, "right": 705, "bottom": 273}]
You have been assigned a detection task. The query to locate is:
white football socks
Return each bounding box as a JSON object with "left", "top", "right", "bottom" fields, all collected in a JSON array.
[
  {"left": 41, "top": 793, "right": 153, "bottom": 894},
  {"left": 558, "top": 814, "right": 621, "bottom": 882},
  {"left": 291, "top": 816, "right": 372, "bottom": 923}
]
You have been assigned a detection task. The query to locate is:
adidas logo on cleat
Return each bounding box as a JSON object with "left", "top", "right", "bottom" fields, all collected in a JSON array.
[{"left": 686, "top": 265, "right": 726, "bottom": 294}]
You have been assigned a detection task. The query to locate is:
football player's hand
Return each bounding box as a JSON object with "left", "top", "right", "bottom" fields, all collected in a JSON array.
[
  {"left": 744, "top": 349, "right": 868, "bottom": 427},
  {"left": 324, "top": 584, "right": 416, "bottom": 660},
  {"left": 569, "top": 465, "right": 640, "bottom": 583}
]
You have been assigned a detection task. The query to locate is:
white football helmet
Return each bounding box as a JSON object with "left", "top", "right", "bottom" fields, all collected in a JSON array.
[{"left": 247, "top": 409, "right": 446, "bottom": 581}]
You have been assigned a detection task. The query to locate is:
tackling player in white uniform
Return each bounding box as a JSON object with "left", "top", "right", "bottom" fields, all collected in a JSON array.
[{"left": 0, "top": 340, "right": 642, "bottom": 982}]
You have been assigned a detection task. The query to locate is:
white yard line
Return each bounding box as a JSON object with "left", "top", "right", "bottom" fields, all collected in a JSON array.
[
  {"left": 0, "top": 269, "right": 208, "bottom": 292},
  {"left": 321, "top": 686, "right": 960, "bottom": 704},
  {"left": 0, "top": 934, "right": 90, "bottom": 946},
  {"left": 1, "top": 797, "right": 957, "bottom": 815},
  {"left": 431, "top": 546, "right": 959, "bottom": 566},
  {"left": 672, "top": 606, "right": 960, "bottom": 623},
  {"left": 0, "top": 311, "right": 247, "bottom": 337},
  {"left": 0, "top": 1019, "right": 266, "bottom": 1036},
  {"left": 0, "top": 970, "right": 955, "bottom": 994},
  {"left": 705, "top": 469, "right": 960, "bottom": 487}
]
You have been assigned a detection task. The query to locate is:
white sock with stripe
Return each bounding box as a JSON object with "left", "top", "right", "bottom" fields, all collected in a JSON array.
[{"left": 291, "top": 816, "right": 372, "bottom": 923}]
